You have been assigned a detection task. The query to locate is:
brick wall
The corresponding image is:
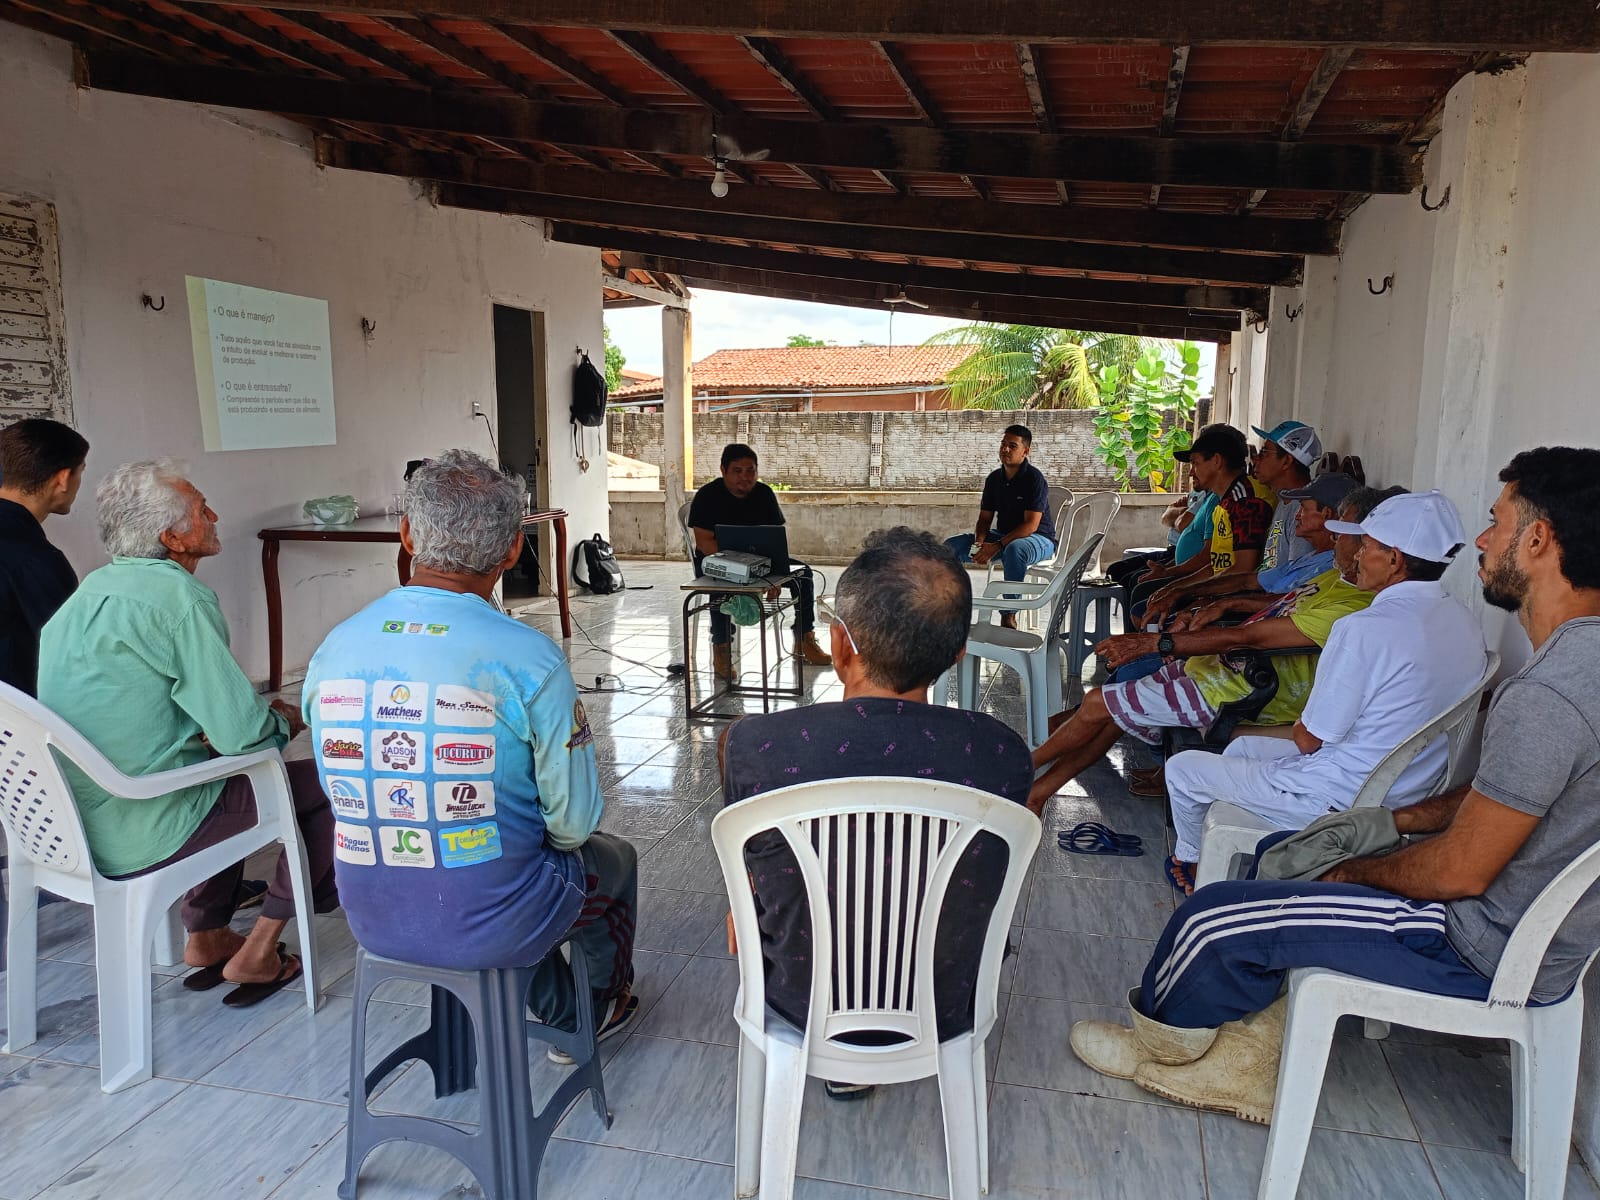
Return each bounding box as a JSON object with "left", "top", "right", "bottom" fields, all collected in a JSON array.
[{"left": 607, "top": 408, "right": 1124, "bottom": 489}]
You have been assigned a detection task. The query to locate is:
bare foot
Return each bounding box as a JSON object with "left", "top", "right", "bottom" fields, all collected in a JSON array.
[
  {"left": 223, "top": 947, "right": 300, "bottom": 986},
  {"left": 185, "top": 927, "right": 246, "bottom": 968}
]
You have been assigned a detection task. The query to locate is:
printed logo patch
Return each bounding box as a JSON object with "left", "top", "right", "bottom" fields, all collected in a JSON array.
[
  {"left": 334, "top": 821, "right": 376, "bottom": 865},
  {"left": 434, "top": 780, "right": 496, "bottom": 822},
  {"left": 434, "top": 734, "right": 495, "bottom": 774},
  {"left": 406, "top": 622, "right": 425, "bottom": 635},
  {"left": 381, "top": 620, "right": 404, "bottom": 634},
  {"left": 319, "top": 730, "right": 365, "bottom": 768},
  {"left": 374, "top": 730, "right": 422, "bottom": 773},
  {"left": 439, "top": 821, "right": 502, "bottom": 868},
  {"left": 317, "top": 680, "right": 366, "bottom": 722},
  {"left": 372, "top": 680, "right": 428, "bottom": 723},
  {"left": 426, "top": 624, "right": 450, "bottom": 635},
  {"left": 380, "top": 825, "right": 435, "bottom": 868},
  {"left": 326, "top": 776, "right": 368, "bottom": 820},
  {"left": 380, "top": 780, "right": 424, "bottom": 822},
  {"left": 565, "top": 699, "right": 593, "bottom": 751},
  {"left": 433, "top": 684, "right": 496, "bottom": 728}
]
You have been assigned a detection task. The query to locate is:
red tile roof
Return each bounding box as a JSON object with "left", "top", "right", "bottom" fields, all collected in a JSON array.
[{"left": 613, "top": 344, "right": 976, "bottom": 397}]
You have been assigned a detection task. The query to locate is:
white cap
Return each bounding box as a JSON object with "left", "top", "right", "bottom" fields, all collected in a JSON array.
[{"left": 1324, "top": 490, "right": 1467, "bottom": 564}]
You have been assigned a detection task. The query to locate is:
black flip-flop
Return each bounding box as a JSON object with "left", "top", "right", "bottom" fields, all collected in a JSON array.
[
  {"left": 1058, "top": 822, "right": 1144, "bottom": 857},
  {"left": 221, "top": 950, "right": 303, "bottom": 1008},
  {"left": 182, "top": 940, "right": 286, "bottom": 992},
  {"left": 233, "top": 879, "right": 269, "bottom": 910}
]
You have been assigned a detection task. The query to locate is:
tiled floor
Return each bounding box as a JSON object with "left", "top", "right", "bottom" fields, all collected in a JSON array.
[{"left": 2, "top": 559, "right": 1596, "bottom": 1199}]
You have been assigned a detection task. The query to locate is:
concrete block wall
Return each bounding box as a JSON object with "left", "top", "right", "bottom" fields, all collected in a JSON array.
[{"left": 608, "top": 408, "right": 1125, "bottom": 490}]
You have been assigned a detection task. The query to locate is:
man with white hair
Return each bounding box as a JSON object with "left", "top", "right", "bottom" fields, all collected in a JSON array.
[
  {"left": 303, "top": 451, "right": 639, "bottom": 1055},
  {"left": 40, "top": 460, "right": 338, "bottom": 1005}
]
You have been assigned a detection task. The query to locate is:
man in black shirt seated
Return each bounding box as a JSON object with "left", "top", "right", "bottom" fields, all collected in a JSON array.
[
  {"left": 0, "top": 417, "right": 88, "bottom": 695},
  {"left": 721, "top": 527, "right": 1033, "bottom": 1099},
  {"left": 688, "top": 442, "right": 830, "bottom": 680},
  {"left": 944, "top": 423, "right": 1057, "bottom": 630}
]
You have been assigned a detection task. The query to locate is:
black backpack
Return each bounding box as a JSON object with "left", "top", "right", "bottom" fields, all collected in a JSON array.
[
  {"left": 571, "top": 353, "right": 608, "bottom": 427},
  {"left": 572, "top": 533, "right": 624, "bottom": 595}
]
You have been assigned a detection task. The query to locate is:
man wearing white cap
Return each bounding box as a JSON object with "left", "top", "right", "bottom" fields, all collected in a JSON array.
[
  {"left": 1069, "top": 447, "right": 1600, "bottom": 1129},
  {"left": 1156, "top": 489, "right": 1487, "bottom": 893}
]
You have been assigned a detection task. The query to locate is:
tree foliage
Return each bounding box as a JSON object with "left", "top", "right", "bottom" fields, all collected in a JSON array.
[
  {"left": 1091, "top": 342, "right": 1204, "bottom": 492},
  {"left": 602, "top": 323, "right": 625, "bottom": 392},
  {"left": 785, "top": 333, "right": 830, "bottom": 347}
]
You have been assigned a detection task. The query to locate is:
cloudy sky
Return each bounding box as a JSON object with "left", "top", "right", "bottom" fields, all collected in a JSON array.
[{"left": 605, "top": 289, "right": 975, "bottom": 376}]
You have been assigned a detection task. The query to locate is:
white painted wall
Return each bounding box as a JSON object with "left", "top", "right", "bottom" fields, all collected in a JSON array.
[
  {"left": 1265, "top": 50, "right": 1600, "bottom": 1166},
  {"left": 1, "top": 26, "right": 607, "bottom": 683}
]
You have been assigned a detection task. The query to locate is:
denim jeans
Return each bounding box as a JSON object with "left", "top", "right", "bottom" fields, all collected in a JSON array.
[{"left": 945, "top": 531, "right": 1056, "bottom": 615}]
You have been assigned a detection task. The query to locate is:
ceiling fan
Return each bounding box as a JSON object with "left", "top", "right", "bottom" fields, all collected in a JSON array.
[
  {"left": 708, "top": 122, "right": 771, "bottom": 197},
  {"left": 882, "top": 287, "right": 930, "bottom": 310}
]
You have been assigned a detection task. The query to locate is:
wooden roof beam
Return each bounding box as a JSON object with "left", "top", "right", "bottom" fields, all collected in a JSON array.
[
  {"left": 79, "top": 52, "right": 1419, "bottom": 193},
  {"left": 1243, "top": 45, "right": 1356, "bottom": 212},
  {"left": 492, "top": 24, "right": 634, "bottom": 105},
  {"left": 595, "top": 237, "right": 1267, "bottom": 314},
  {"left": 175, "top": 0, "right": 1600, "bottom": 52},
  {"left": 1150, "top": 44, "right": 1191, "bottom": 203},
  {"left": 313, "top": 136, "right": 1341, "bottom": 255},
  {"left": 437, "top": 184, "right": 1303, "bottom": 285}
]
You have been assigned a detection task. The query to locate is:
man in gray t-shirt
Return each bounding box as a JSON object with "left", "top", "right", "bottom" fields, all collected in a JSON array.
[{"left": 1067, "top": 446, "right": 1600, "bottom": 1126}]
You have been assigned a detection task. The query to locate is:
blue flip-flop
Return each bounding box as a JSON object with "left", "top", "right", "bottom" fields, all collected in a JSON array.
[
  {"left": 1164, "top": 856, "right": 1197, "bottom": 895},
  {"left": 1058, "top": 821, "right": 1144, "bottom": 857}
]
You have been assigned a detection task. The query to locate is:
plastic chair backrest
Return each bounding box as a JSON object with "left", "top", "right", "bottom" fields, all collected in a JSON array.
[
  {"left": 0, "top": 682, "right": 114, "bottom": 879},
  {"left": 1043, "top": 534, "right": 1104, "bottom": 645},
  {"left": 1348, "top": 651, "right": 1500, "bottom": 809},
  {"left": 677, "top": 498, "right": 695, "bottom": 561},
  {"left": 713, "top": 778, "right": 1040, "bottom": 1051},
  {"left": 1487, "top": 834, "right": 1600, "bottom": 1007},
  {"left": 1061, "top": 492, "right": 1120, "bottom": 576}
]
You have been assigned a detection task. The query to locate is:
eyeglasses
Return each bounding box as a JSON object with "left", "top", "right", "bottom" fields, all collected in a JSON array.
[{"left": 816, "top": 596, "right": 859, "bottom": 656}]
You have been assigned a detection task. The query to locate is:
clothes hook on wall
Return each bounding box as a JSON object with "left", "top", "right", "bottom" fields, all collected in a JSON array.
[
  {"left": 1367, "top": 275, "right": 1394, "bottom": 296},
  {"left": 360, "top": 317, "right": 377, "bottom": 341},
  {"left": 1285, "top": 303, "right": 1304, "bottom": 322},
  {"left": 140, "top": 293, "right": 165, "bottom": 312},
  {"left": 1420, "top": 184, "right": 1451, "bottom": 212},
  {"left": 1252, "top": 318, "right": 1268, "bottom": 334}
]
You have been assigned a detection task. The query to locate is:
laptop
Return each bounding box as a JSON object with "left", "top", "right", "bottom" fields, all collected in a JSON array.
[{"left": 716, "top": 524, "right": 792, "bottom": 574}]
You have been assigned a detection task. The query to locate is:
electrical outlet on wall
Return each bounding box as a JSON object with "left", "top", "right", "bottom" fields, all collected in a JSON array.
[{"left": 471, "top": 401, "right": 486, "bottom": 418}]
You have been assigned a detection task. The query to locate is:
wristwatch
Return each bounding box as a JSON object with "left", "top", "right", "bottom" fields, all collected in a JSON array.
[{"left": 1157, "top": 633, "right": 1176, "bottom": 657}]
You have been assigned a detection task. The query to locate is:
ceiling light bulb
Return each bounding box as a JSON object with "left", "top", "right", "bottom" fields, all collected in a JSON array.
[{"left": 710, "top": 162, "right": 730, "bottom": 199}]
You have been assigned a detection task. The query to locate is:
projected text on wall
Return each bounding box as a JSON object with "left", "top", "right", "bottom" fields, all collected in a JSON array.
[{"left": 187, "top": 276, "right": 336, "bottom": 452}]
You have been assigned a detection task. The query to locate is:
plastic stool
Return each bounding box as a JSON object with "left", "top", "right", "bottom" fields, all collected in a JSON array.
[
  {"left": 340, "top": 944, "right": 613, "bottom": 1200},
  {"left": 1066, "top": 580, "right": 1120, "bottom": 683}
]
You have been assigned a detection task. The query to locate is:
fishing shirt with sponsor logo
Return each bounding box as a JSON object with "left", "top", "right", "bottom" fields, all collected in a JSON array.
[{"left": 303, "top": 586, "right": 600, "bottom": 970}]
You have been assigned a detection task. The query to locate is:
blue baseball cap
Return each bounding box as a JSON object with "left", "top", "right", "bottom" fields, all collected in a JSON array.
[{"left": 1251, "top": 420, "right": 1323, "bottom": 467}]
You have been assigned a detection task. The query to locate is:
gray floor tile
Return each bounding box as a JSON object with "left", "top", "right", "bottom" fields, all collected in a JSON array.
[
  {"left": 637, "top": 830, "right": 728, "bottom": 894},
  {"left": 1314, "top": 1035, "right": 1418, "bottom": 1138},
  {"left": 0, "top": 958, "right": 100, "bottom": 1059},
  {"left": 634, "top": 956, "right": 741, "bottom": 1047},
  {"left": 792, "top": 1073, "right": 966, "bottom": 1198},
  {"left": 199, "top": 996, "right": 428, "bottom": 1105},
  {"left": 266, "top": 1132, "right": 476, "bottom": 1199},
  {"left": 1025, "top": 874, "right": 1175, "bottom": 941},
  {"left": 1427, "top": 1142, "right": 1600, "bottom": 1200},
  {"left": 634, "top": 888, "right": 730, "bottom": 955},
  {"left": 556, "top": 1034, "right": 737, "bottom": 1164},
  {"left": 33, "top": 1082, "right": 334, "bottom": 1200},
  {"left": 599, "top": 792, "right": 700, "bottom": 839},
  {"left": 984, "top": 1084, "right": 1205, "bottom": 1200},
  {"left": 543, "top": 1138, "right": 733, "bottom": 1199},
  {"left": 626, "top": 948, "right": 694, "bottom": 1028},
  {"left": 1199, "top": 1113, "right": 1443, "bottom": 1200},
  {"left": 0, "top": 1060, "right": 188, "bottom": 1199},
  {"left": 994, "top": 996, "right": 1172, "bottom": 1107},
  {"left": 591, "top": 734, "right": 674, "bottom": 766},
  {"left": 1384, "top": 1041, "right": 1515, "bottom": 1152},
  {"left": 1010, "top": 927, "right": 1155, "bottom": 1007},
  {"left": 612, "top": 764, "right": 722, "bottom": 806}
]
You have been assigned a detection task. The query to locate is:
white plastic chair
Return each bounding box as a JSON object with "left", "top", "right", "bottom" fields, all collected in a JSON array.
[
  {"left": 1049, "top": 490, "right": 1120, "bottom": 582},
  {"left": 1193, "top": 651, "right": 1500, "bottom": 888},
  {"left": 984, "top": 486, "right": 1073, "bottom": 585},
  {"left": 0, "top": 682, "right": 320, "bottom": 1092},
  {"left": 1257, "top": 833, "right": 1600, "bottom": 1200},
  {"left": 712, "top": 778, "right": 1041, "bottom": 1200},
  {"left": 678, "top": 497, "right": 696, "bottom": 561},
  {"left": 947, "top": 535, "right": 1103, "bottom": 747}
]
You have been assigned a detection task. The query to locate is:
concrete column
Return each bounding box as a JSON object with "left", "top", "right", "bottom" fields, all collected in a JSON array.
[
  {"left": 1261, "top": 285, "right": 1305, "bottom": 428},
  {"left": 661, "top": 304, "right": 693, "bottom": 558},
  {"left": 1211, "top": 341, "right": 1233, "bottom": 426}
]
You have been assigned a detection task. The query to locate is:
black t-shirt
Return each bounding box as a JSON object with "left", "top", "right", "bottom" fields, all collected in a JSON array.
[
  {"left": 722, "top": 698, "right": 1032, "bottom": 1038},
  {"left": 0, "top": 498, "right": 78, "bottom": 696},
  {"left": 979, "top": 460, "right": 1056, "bottom": 542},
  {"left": 687, "top": 478, "right": 785, "bottom": 570}
]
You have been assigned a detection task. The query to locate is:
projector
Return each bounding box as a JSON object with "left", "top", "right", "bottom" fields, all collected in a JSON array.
[{"left": 703, "top": 551, "right": 770, "bottom": 585}]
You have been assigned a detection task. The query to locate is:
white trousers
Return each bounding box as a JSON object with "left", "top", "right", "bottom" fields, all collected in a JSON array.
[{"left": 1165, "top": 736, "right": 1335, "bottom": 862}]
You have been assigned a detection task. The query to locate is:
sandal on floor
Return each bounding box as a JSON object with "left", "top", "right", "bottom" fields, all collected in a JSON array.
[
  {"left": 1128, "top": 772, "right": 1168, "bottom": 799},
  {"left": 1058, "top": 822, "right": 1144, "bottom": 857},
  {"left": 182, "top": 941, "right": 285, "bottom": 992},
  {"left": 220, "top": 950, "right": 303, "bottom": 1008},
  {"left": 825, "top": 1080, "right": 876, "bottom": 1101},
  {"left": 233, "top": 879, "right": 270, "bottom": 910},
  {"left": 1164, "top": 856, "right": 1197, "bottom": 896},
  {"left": 547, "top": 993, "right": 641, "bottom": 1064}
]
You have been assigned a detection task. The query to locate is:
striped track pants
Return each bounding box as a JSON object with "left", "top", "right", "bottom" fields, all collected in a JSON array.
[{"left": 1138, "top": 880, "right": 1492, "bottom": 1028}]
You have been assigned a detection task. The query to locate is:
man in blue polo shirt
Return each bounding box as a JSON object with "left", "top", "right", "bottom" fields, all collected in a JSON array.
[
  {"left": 945, "top": 424, "right": 1057, "bottom": 629},
  {"left": 304, "top": 451, "right": 639, "bottom": 1053}
]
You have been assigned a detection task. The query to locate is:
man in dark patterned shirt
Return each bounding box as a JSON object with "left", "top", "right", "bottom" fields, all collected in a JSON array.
[{"left": 722, "top": 527, "right": 1033, "bottom": 1098}]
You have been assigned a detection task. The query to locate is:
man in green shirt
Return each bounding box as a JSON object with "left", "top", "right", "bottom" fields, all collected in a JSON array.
[{"left": 40, "top": 460, "right": 337, "bottom": 1006}]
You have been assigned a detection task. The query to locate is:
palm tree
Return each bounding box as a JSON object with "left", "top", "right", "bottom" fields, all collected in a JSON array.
[{"left": 925, "top": 323, "right": 1165, "bottom": 410}]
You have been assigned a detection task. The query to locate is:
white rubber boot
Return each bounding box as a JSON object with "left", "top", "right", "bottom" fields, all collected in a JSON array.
[
  {"left": 1132, "top": 996, "right": 1288, "bottom": 1124},
  {"left": 1069, "top": 987, "right": 1219, "bottom": 1081}
]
